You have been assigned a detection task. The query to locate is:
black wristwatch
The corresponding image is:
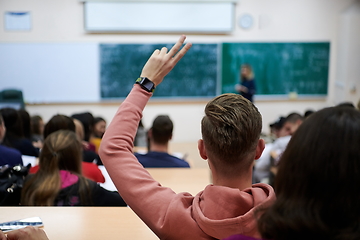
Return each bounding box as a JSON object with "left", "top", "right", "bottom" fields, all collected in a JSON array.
[{"left": 135, "top": 77, "right": 155, "bottom": 93}]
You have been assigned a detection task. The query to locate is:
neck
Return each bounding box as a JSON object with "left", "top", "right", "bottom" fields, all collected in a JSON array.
[
  {"left": 149, "top": 141, "right": 169, "bottom": 153},
  {"left": 210, "top": 162, "right": 253, "bottom": 190}
]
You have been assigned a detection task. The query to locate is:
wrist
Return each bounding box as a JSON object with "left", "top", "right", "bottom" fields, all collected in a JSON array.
[{"left": 135, "top": 77, "right": 156, "bottom": 93}]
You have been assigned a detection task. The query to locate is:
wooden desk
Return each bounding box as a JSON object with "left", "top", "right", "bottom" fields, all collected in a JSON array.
[
  {"left": 0, "top": 169, "right": 212, "bottom": 239},
  {"left": 0, "top": 207, "right": 158, "bottom": 240},
  {"left": 100, "top": 167, "right": 212, "bottom": 196}
]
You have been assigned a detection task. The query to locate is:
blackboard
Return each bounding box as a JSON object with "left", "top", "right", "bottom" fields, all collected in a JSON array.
[
  {"left": 221, "top": 42, "right": 330, "bottom": 95},
  {"left": 100, "top": 43, "right": 218, "bottom": 99}
]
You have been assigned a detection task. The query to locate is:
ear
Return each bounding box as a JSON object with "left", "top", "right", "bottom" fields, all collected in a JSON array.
[
  {"left": 198, "top": 139, "right": 208, "bottom": 160},
  {"left": 147, "top": 129, "right": 152, "bottom": 138},
  {"left": 296, "top": 119, "right": 303, "bottom": 126},
  {"left": 254, "top": 139, "right": 265, "bottom": 160}
]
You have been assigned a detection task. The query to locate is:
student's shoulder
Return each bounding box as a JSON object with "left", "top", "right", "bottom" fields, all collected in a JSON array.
[
  {"left": 0, "top": 144, "right": 23, "bottom": 166},
  {"left": 0, "top": 144, "right": 22, "bottom": 156}
]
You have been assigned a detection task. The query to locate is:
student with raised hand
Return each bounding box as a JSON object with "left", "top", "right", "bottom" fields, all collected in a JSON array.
[
  {"left": 99, "top": 35, "right": 275, "bottom": 239},
  {"left": 22, "top": 130, "right": 126, "bottom": 206},
  {"left": 224, "top": 105, "right": 360, "bottom": 240}
]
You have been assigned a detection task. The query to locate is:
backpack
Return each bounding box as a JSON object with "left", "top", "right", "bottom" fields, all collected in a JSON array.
[{"left": 0, "top": 164, "right": 30, "bottom": 206}]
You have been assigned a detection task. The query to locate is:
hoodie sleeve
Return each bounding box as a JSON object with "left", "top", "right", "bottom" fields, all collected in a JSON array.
[{"left": 98, "top": 84, "right": 195, "bottom": 238}]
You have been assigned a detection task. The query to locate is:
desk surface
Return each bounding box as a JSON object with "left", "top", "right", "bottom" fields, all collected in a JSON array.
[
  {"left": 0, "top": 207, "right": 158, "bottom": 240},
  {"left": 1, "top": 168, "right": 211, "bottom": 239},
  {"left": 100, "top": 167, "right": 212, "bottom": 195}
]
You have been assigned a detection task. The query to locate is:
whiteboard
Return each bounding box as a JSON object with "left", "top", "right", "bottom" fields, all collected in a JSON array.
[
  {"left": 84, "top": 2, "right": 234, "bottom": 33},
  {"left": 0, "top": 43, "right": 99, "bottom": 103}
]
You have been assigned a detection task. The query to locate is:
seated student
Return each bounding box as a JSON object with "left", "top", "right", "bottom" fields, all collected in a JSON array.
[
  {"left": 134, "top": 115, "right": 190, "bottom": 168},
  {"left": 99, "top": 36, "right": 275, "bottom": 239},
  {"left": 71, "top": 112, "right": 96, "bottom": 152},
  {"left": 22, "top": 130, "right": 126, "bottom": 206},
  {"left": 224, "top": 105, "right": 360, "bottom": 240},
  {"left": 18, "top": 109, "right": 31, "bottom": 141},
  {"left": 1, "top": 226, "right": 49, "bottom": 240},
  {"left": 73, "top": 118, "right": 102, "bottom": 166},
  {"left": 30, "top": 115, "right": 45, "bottom": 149},
  {"left": 0, "top": 108, "right": 39, "bottom": 157},
  {"left": 29, "top": 114, "right": 105, "bottom": 183},
  {"left": 89, "top": 116, "right": 106, "bottom": 153},
  {"left": 0, "top": 113, "right": 23, "bottom": 167},
  {"left": 134, "top": 119, "right": 147, "bottom": 147},
  {"left": 282, "top": 112, "right": 304, "bottom": 136},
  {"left": 269, "top": 112, "right": 304, "bottom": 181},
  {"left": 253, "top": 116, "right": 287, "bottom": 183}
]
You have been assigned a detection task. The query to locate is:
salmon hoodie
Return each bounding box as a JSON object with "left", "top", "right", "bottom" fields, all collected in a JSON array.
[{"left": 99, "top": 85, "right": 276, "bottom": 240}]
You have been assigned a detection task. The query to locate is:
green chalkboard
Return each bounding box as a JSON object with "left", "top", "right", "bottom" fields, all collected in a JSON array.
[
  {"left": 100, "top": 43, "right": 218, "bottom": 99},
  {"left": 221, "top": 42, "right": 330, "bottom": 95}
]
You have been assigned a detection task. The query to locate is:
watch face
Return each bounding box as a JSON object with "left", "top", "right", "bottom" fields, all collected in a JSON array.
[
  {"left": 143, "top": 79, "right": 155, "bottom": 90},
  {"left": 239, "top": 14, "right": 253, "bottom": 29},
  {"left": 136, "top": 77, "right": 155, "bottom": 92}
]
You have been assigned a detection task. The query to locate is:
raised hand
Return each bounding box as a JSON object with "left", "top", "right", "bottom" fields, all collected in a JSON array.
[{"left": 140, "top": 35, "right": 192, "bottom": 87}]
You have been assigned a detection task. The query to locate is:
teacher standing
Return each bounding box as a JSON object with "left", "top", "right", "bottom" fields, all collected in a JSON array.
[{"left": 236, "top": 64, "right": 256, "bottom": 102}]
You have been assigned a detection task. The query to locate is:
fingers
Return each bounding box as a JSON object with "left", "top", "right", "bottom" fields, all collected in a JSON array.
[
  {"left": 151, "top": 49, "right": 160, "bottom": 58},
  {"left": 6, "top": 226, "right": 48, "bottom": 240},
  {"left": 172, "top": 42, "right": 192, "bottom": 65},
  {"left": 0, "top": 230, "right": 6, "bottom": 240},
  {"left": 159, "top": 47, "right": 168, "bottom": 56},
  {"left": 168, "top": 35, "right": 187, "bottom": 58}
]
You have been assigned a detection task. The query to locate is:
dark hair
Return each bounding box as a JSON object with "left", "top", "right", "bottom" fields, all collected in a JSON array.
[
  {"left": 31, "top": 115, "right": 43, "bottom": 135},
  {"left": 269, "top": 116, "right": 286, "bottom": 130},
  {"left": 336, "top": 102, "right": 355, "bottom": 109},
  {"left": 201, "top": 93, "right": 262, "bottom": 176},
  {"left": 304, "top": 109, "right": 315, "bottom": 118},
  {"left": 285, "top": 112, "right": 303, "bottom": 123},
  {"left": 0, "top": 107, "right": 24, "bottom": 147},
  {"left": 151, "top": 115, "right": 173, "bottom": 145},
  {"left": 71, "top": 112, "right": 94, "bottom": 142},
  {"left": 43, "top": 114, "right": 76, "bottom": 139},
  {"left": 94, "top": 117, "right": 105, "bottom": 125},
  {"left": 18, "top": 109, "right": 31, "bottom": 139},
  {"left": 258, "top": 106, "right": 360, "bottom": 240}
]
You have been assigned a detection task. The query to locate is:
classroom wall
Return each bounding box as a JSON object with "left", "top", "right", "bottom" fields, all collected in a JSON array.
[{"left": 1, "top": 0, "right": 359, "bottom": 143}]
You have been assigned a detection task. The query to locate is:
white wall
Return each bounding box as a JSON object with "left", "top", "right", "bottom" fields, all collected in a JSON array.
[{"left": 1, "top": 0, "right": 359, "bottom": 142}]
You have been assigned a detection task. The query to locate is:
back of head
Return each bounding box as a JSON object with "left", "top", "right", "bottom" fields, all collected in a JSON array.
[
  {"left": 30, "top": 115, "right": 44, "bottom": 136},
  {"left": 151, "top": 115, "right": 173, "bottom": 145},
  {"left": 43, "top": 114, "right": 76, "bottom": 139},
  {"left": 71, "top": 112, "right": 94, "bottom": 142},
  {"left": 40, "top": 130, "right": 82, "bottom": 173},
  {"left": 285, "top": 112, "right": 303, "bottom": 123},
  {"left": 18, "top": 109, "right": 31, "bottom": 139},
  {"left": 22, "top": 130, "right": 83, "bottom": 206},
  {"left": 258, "top": 106, "right": 360, "bottom": 240},
  {"left": 201, "top": 93, "right": 262, "bottom": 176},
  {"left": 336, "top": 101, "right": 355, "bottom": 109},
  {"left": 0, "top": 107, "right": 23, "bottom": 142}
]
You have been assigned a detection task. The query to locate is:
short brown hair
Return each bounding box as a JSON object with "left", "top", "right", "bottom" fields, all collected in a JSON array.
[
  {"left": 151, "top": 115, "right": 173, "bottom": 145},
  {"left": 201, "top": 93, "right": 262, "bottom": 176}
]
